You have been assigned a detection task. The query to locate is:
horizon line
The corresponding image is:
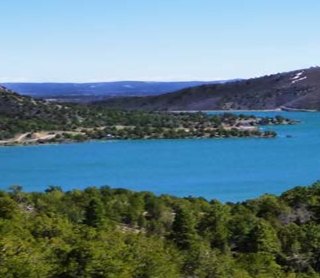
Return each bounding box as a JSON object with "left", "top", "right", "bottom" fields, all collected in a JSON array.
[{"left": 0, "top": 65, "right": 318, "bottom": 84}]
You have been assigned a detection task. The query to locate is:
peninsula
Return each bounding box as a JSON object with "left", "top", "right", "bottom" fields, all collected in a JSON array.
[{"left": 0, "top": 86, "right": 295, "bottom": 146}]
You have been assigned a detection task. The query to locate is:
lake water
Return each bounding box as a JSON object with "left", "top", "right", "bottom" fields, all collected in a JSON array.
[{"left": 1, "top": 112, "right": 319, "bottom": 202}]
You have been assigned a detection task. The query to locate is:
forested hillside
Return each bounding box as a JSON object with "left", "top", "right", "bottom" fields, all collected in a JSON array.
[{"left": 1, "top": 183, "right": 320, "bottom": 277}]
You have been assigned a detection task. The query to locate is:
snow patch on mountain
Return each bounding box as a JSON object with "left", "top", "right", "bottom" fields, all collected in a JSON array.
[
  {"left": 291, "top": 71, "right": 307, "bottom": 84},
  {"left": 291, "top": 71, "right": 304, "bottom": 80}
]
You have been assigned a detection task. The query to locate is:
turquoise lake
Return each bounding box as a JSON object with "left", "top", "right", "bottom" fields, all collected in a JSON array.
[{"left": 1, "top": 112, "right": 319, "bottom": 202}]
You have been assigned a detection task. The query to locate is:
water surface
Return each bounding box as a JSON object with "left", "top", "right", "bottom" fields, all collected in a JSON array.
[{"left": 1, "top": 112, "right": 319, "bottom": 202}]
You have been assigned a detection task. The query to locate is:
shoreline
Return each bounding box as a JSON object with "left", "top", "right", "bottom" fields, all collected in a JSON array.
[
  {"left": 0, "top": 134, "right": 277, "bottom": 147},
  {"left": 171, "top": 109, "right": 282, "bottom": 113},
  {"left": 171, "top": 108, "right": 319, "bottom": 113}
]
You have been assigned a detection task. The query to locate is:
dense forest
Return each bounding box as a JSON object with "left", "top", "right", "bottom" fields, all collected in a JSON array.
[{"left": 1, "top": 182, "right": 320, "bottom": 277}]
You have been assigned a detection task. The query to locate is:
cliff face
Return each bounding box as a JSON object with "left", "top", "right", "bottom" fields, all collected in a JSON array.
[{"left": 97, "top": 67, "right": 320, "bottom": 111}]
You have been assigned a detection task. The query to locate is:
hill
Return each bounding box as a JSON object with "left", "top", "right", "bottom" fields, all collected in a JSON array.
[
  {"left": 2, "top": 81, "right": 225, "bottom": 102},
  {"left": 96, "top": 67, "right": 320, "bottom": 111},
  {"left": 0, "top": 86, "right": 293, "bottom": 144}
]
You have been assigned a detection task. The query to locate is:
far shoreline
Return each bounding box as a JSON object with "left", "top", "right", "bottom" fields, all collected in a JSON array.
[
  {"left": 0, "top": 134, "right": 278, "bottom": 148},
  {"left": 171, "top": 109, "right": 282, "bottom": 113},
  {"left": 0, "top": 112, "right": 297, "bottom": 147},
  {"left": 171, "top": 108, "right": 318, "bottom": 113}
]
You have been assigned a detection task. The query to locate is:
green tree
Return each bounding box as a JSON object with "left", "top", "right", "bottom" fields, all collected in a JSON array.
[
  {"left": 237, "top": 252, "right": 281, "bottom": 278},
  {"left": 84, "top": 198, "right": 105, "bottom": 228},
  {"left": 169, "top": 205, "right": 198, "bottom": 250},
  {"left": 0, "top": 196, "right": 19, "bottom": 219},
  {"left": 199, "top": 201, "right": 231, "bottom": 251},
  {"left": 249, "top": 219, "right": 281, "bottom": 254}
]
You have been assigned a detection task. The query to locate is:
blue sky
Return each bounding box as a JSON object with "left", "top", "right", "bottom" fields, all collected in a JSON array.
[{"left": 0, "top": 0, "right": 319, "bottom": 82}]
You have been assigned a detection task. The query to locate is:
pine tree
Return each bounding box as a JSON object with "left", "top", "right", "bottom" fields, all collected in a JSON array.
[
  {"left": 84, "top": 198, "right": 105, "bottom": 228},
  {"left": 170, "top": 205, "right": 198, "bottom": 250}
]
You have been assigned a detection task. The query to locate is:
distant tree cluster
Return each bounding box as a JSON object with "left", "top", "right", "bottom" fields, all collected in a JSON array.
[{"left": 1, "top": 182, "right": 320, "bottom": 277}]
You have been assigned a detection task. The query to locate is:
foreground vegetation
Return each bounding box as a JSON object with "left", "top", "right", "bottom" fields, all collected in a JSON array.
[
  {"left": 0, "top": 86, "right": 295, "bottom": 145},
  {"left": 2, "top": 182, "right": 320, "bottom": 277}
]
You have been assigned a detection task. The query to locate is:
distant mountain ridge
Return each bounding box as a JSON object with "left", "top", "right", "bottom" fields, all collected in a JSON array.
[
  {"left": 96, "top": 67, "right": 320, "bottom": 111},
  {"left": 3, "top": 80, "right": 228, "bottom": 102}
]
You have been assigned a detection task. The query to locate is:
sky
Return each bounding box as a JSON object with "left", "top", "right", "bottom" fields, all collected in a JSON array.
[{"left": 0, "top": 0, "right": 319, "bottom": 82}]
